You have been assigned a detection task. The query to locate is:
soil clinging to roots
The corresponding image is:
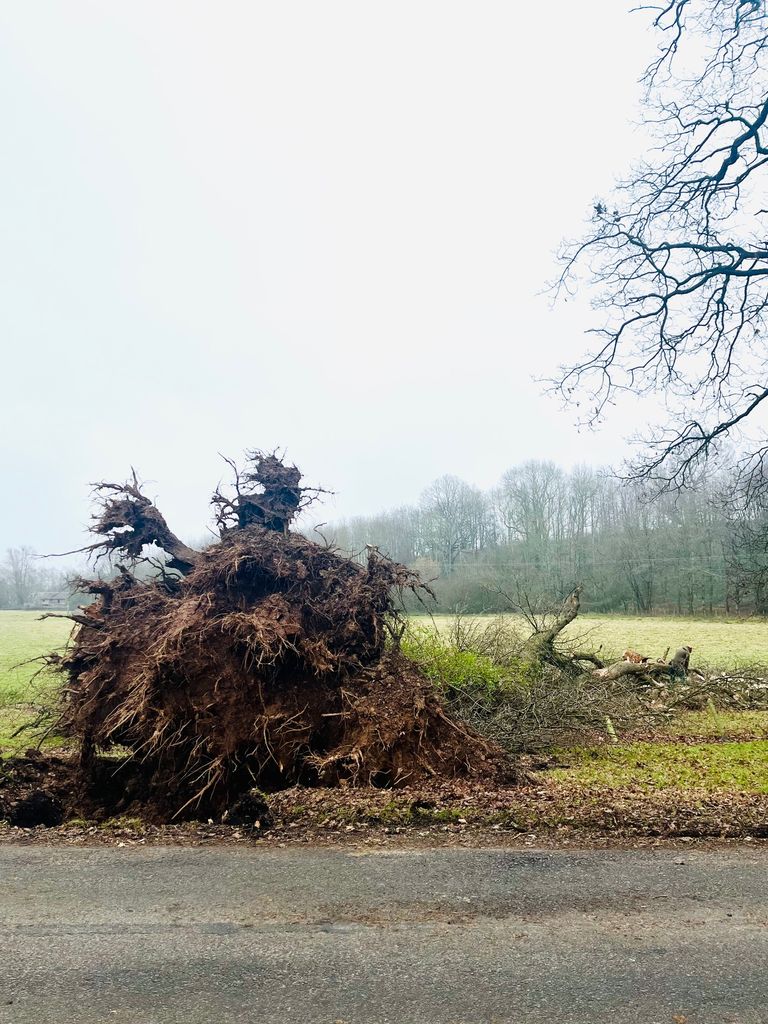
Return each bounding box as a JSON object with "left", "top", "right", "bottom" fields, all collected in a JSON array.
[{"left": 52, "top": 452, "right": 505, "bottom": 819}]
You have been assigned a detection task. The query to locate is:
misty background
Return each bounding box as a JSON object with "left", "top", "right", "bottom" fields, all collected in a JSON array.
[
  {"left": 0, "top": 1, "right": 657, "bottom": 557},
  {"left": 9, "top": 2, "right": 750, "bottom": 617}
]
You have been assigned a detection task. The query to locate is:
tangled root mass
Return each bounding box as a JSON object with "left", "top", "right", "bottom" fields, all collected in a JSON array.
[{"left": 56, "top": 451, "right": 503, "bottom": 818}]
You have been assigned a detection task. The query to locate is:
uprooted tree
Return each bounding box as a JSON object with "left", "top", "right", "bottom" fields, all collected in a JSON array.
[
  {"left": 53, "top": 451, "right": 504, "bottom": 818},
  {"left": 542, "top": 591, "right": 699, "bottom": 684},
  {"left": 494, "top": 584, "right": 687, "bottom": 683}
]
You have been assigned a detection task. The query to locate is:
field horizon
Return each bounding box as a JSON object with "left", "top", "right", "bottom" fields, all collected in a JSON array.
[{"left": 410, "top": 611, "right": 768, "bottom": 670}]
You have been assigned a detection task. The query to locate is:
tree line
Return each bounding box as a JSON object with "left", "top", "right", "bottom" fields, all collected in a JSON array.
[{"left": 325, "top": 462, "right": 768, "bottom": 616}]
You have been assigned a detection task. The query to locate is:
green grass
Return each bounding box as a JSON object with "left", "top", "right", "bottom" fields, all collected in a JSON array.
[
  {"left": 658, "top": 708, "right": 768, "bottom": 741},
  {"left": 413, "top": 613, "right": 768, "bottom": 670},
  {"left": 401, "top": 631, "right": 508, "bottom": 695},
  {"left": 0, "top": 611, "right": 72, "bottom": 701},
  {"left": 0, "top": 611, "right": 72, "bottom": 754},
  {"left": 550, "top": 738, "right": 768, "bottom": 793}
]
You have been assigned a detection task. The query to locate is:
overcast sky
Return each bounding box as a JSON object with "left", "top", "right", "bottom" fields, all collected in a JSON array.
[{"left": 0, "top": 1, "right": 657, "bottom": 552}]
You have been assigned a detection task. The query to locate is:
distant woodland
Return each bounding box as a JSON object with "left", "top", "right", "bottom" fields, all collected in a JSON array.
[
  {"left": 0, "top": 546, "right": 79, "bottom": 610},
  {"left": 325, "top": 462, "right": 768, "bottom": 616}
]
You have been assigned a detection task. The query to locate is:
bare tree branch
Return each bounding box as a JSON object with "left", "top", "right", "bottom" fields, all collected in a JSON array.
[{"left": 553, "top": 0, "right": 768, "bottom": 501}]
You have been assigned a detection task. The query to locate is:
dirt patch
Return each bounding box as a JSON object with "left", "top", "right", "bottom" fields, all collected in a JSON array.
[{"left": 0, "top": 751, "right": 69, "bottom": 827}]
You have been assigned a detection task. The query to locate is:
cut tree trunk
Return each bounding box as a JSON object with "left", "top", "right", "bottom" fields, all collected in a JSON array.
[{"left": 591, "top": 660, "right": 676, "bottom": 682}]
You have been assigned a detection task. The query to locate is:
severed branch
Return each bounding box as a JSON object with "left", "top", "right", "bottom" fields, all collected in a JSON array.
[{"left": 592, "top": 660, "right": 676, "bottom": 683}]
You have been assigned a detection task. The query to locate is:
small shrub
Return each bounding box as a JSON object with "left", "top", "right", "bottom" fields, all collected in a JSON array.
[{"left": 401, "top": 629, "right": 506, "bottom": 697}]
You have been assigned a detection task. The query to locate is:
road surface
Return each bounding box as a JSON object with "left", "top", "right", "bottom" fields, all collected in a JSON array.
[{"left": 1, "top": 844, "right": 766, "bottom": 1023}]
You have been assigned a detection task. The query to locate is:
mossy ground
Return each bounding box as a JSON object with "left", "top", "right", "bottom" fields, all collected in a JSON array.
[
  {"left": 550, "top": 738, "right": 768, "bottom": 793},
  {"left": 547, "top": 705, "right": 768, "bottom": 802}
]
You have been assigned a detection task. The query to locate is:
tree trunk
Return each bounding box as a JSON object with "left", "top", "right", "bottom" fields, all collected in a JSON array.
[
  {"left": 592, "top": 660, "right": 675, "bottom": 683},
  {"left": 521, "top": 587, "right": 582, "bottom": 667}
]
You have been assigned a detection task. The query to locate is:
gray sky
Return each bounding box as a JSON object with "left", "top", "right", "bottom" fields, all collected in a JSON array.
[{"left": 0, "top": 1, "right": 656, "bottom": 552}]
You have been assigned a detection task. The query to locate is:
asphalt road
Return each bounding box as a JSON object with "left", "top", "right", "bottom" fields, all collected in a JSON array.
[{"left": 1, "top": 844, "right": 767, "bottom": 1024}]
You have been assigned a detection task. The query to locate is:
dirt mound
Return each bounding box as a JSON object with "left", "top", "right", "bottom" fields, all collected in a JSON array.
[
  {"left": 0, "top": 751, "right": 67, "bottom": 827},
  {"left": 53, "top": 452, "right": 505, "bottom": 819}
]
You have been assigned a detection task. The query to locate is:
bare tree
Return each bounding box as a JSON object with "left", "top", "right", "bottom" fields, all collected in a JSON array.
[
  {"left": 555, "top": 0, "right": 768, "bottom": 500},
  {"left": 4, "top": 546, "right": 39, "bottom": 608},
  {"left": 494, "top": 461, "right": 566, "bottom": 552},
  {"left": 420, "top": 475, "right": 492, "bottom": 573}
]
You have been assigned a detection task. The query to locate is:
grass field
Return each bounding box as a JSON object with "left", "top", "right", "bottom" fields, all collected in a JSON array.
[
  {"left": 0, "top": 611, "right": 72, "bottom": 753},
  {"left": 0, "top": 612, "right": 72, "bottom": 702},
  {"left": 413, "top": 613, "right": 768, "bottom": 670}
]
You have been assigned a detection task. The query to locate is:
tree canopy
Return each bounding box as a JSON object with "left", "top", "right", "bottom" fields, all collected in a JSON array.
[{"left": 556, "top": 0, "right": 768, "bottom": 503}]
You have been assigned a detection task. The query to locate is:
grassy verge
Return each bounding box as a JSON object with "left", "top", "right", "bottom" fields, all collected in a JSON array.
[
  {"left": 267, "top": 708, "right": 768, "bottom": 840},
  {"left": 0, "top": 612, "right": 71, "bottom": 756},
  {"left": 550, "top": 737, "right": 768, "bottom": 793}
]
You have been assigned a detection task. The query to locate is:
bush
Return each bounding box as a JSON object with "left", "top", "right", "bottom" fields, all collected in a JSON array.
[
  {"left": 403, "top": 617, "right": 658, "bottom": 753},
  {"left": 400, "top": 629, "right": 507, "bottom": 697}
]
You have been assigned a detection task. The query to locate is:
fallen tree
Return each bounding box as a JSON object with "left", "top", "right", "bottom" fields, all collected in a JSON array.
[
  {"left": 516, "top": 588, "right": 690, "bottom": 684},
  {"left": 423, "top": 586, "right": 712, "bottom": 755},
  {"left": 591, "top": 659, "right": 677, "bottom": 683},
  {"left": 52, "top": 451, "right": 504, "bottom": 819}
]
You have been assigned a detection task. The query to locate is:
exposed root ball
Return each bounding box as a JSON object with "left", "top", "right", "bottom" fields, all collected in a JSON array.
[{"left": 58, "top": 510, "right": 503, "bottom": 818}]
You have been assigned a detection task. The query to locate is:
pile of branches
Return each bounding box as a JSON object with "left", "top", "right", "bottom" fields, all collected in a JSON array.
[
  {"left": 428, "top": 589, "right": 723, "bottom": 753},
  {"left": 53, "top": 451, "right": 503, "bottom": 818},
  {"left": 661, "top": 670, "right": 768, "bottom": 713}
]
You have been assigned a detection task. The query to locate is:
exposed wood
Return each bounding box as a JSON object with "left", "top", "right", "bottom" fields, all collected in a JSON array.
[{"left": 592, "top": 660, "right": 675, "bottom": 683}]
